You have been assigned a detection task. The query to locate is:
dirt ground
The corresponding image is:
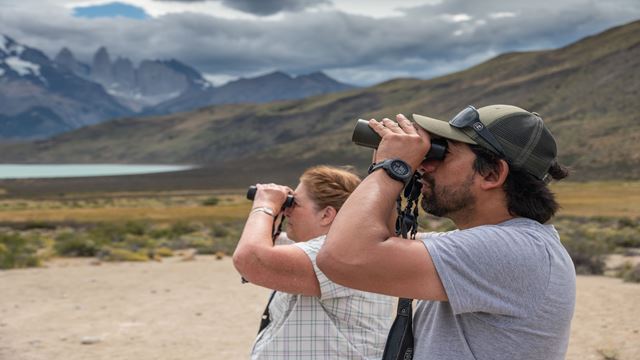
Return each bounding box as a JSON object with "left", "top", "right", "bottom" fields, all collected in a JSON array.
[{"left": 1, "top": 256, "right": 639, "bottom": 360}]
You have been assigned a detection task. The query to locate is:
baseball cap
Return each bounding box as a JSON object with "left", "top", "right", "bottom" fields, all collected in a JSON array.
[{"left": 413, "top": 105, "right": 557, "bottom": 181}]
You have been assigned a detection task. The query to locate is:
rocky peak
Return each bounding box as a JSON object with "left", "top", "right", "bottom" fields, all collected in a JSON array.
[
  {"left": 91, "top": 46, "right": 113, "bottom": 83},
  {"left": 136, "top": 59, "right": 189, "bottom": 96},
  {"left": 112, "top": 57, "right": 136, "bottom": 89},
  {"left": 0, "top": 34, "right": 24, "bottom": 58},
  {"left": 54, "top": 47, "right": 89, "bottom": 76}
]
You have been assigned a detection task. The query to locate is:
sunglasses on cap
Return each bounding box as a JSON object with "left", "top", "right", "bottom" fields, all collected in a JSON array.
[{"left": 449, "top": 105, "right": 507, "bottom": 158}]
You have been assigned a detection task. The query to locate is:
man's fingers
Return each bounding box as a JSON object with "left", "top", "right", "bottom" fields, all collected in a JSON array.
[
  {"left": 369, "top": 119, "right": 392, "bottom": 136},
  {"left": 396, "top": 114, "right": 417, "bottom": 134},
  {"left": 381, "top": 118, "right": 404, "bottom": 134}
]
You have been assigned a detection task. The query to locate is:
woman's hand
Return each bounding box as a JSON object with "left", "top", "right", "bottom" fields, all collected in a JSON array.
[{"left": 252, "top": 183, "right": 293, "bottom": 215}]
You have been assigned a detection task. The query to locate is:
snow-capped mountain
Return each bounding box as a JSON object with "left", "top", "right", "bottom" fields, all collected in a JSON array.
[
  {"left": 1, "top": 35, "right": 355, "bottom": 141},
  {"left": 0, "top": 35, "right": 132, "bottom": 140}
]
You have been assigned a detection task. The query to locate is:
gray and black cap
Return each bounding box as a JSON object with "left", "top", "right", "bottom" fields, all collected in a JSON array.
[{"left": 412, "top": 105, "right": 557, "bottom": 181}]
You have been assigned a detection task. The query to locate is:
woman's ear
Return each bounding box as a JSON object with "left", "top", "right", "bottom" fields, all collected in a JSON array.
[
  {"left": 479, "top": 159, "right": 509, "bottom": 190},
  {"left": 320, "top": 206, "right": 338, "bottom": 226}
]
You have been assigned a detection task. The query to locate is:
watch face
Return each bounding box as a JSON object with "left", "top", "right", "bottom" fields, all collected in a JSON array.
[{"left": 390, "top": 160, "right": 410, "bottom": 176}]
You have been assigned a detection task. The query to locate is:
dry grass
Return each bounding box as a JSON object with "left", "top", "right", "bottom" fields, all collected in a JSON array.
[
  {"left": 0, "top": 181, "right": 637, "bottom": 224},
  {"left": 552, "top": 181, "right": 640, "bottom": 218},
  {"left": 0, "top": 204, "right": 251, "bottom": 223}
]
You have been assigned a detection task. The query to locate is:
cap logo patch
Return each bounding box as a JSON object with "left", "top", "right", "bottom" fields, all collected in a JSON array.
[{"left": 473, "top": 122, "right": 484, "bottom": 131}]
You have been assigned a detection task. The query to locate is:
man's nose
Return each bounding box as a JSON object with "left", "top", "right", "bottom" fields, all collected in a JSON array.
[{"left": 419, "top": 159, "right": 439, "bottom": 173}]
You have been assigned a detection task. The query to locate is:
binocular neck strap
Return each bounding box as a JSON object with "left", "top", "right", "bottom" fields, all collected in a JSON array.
[
  {"left": 384, "top": 172, "right": 422, "bottom": 360},
  {"left": 255, "top": 208, "right": 288, "bottom": 334}
]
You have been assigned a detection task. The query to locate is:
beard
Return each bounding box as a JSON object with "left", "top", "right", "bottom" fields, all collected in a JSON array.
[{"left": 420, "top": 172, "right": 476, "bottom": 217}]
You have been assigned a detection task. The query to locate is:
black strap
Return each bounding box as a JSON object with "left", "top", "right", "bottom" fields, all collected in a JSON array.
[
  {"left": 382, "top": 172, "right": 422, "bottom": 360},
  {"left": 382, "top": 298, "right": 414, "bottom": 360},
  {"left": 258, "top": 290, "right": 277, "bottom": 333},
  {"left": 246, "top": 210, "right": 287, "bottom": 334}
]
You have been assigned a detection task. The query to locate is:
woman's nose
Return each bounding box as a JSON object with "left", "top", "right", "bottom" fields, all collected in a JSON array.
[{"left": 283, "top": 206, "right": 292, "bottom": 217}]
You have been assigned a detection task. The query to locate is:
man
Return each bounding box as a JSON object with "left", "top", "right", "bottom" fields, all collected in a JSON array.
[{"left": 317, "top": 105, "right": 576, "bottom": 360}]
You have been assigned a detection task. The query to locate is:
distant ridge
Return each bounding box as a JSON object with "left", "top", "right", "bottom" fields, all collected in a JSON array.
[
  {"left": 144, "top": 70, "right": 355, "bottom": 115},
  {"left": 0, "top": 20, "right": 638, "bottom": 184}
]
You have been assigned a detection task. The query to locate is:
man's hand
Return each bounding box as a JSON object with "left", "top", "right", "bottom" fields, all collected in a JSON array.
[
  {"left": 369, "top": 114, "right": 432, "bottom": 170},
  {"left": 252, "top": 183, "right": 293, "bottom": 215}
]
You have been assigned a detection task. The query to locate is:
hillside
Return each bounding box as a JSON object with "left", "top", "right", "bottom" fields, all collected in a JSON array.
[{"left": 0, "top": 20, "right": 638, "bottom": 188}]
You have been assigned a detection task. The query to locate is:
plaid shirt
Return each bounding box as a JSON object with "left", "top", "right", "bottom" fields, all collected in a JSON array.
[{"left": 251, "top": 234, "right": 394, "bottom": 359}]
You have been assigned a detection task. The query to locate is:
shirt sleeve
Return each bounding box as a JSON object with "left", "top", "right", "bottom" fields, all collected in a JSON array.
[
  {"left": 421, "top": 225, "right": 551, "bottom": 317},
  {"left": 294, "top": 237, "right": 356, "bottom": 301}
]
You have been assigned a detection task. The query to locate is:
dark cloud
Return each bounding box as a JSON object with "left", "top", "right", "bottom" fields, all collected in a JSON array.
[
  {"left": 153, "top": 0, "right": 330, "bottom": 16},
  {"left": 1, "top": 0, "right": 639, "bottom": 85},
  {"left": 221, "top": 0, "right": 330, "bottom": 15}
]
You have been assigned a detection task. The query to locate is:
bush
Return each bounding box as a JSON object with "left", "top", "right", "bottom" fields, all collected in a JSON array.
[
  {"left": 175, "top": 233, "right": 215, "bottom": 254},
  {"left": 54, "top": 231, "right": 98, "bottom": 257},
  {"left": 201, "top": 197, "right": 220, "bottom": 206},
  {"left": 556, "top": 223, "right": 612, "bottom": 275},
  {"left": 0, "top": 232, "right": 41, "bottom": 269},
  {"left": 154, "top": 247, "right": 174, "bottom": 257},
  {"left": 616, "top": 262, "right": 640, "bottom": 283}
]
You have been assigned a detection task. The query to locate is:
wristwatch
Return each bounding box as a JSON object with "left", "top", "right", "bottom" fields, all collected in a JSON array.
[{"left": 368, "top": 159, "right": 413, "bottom": 185}]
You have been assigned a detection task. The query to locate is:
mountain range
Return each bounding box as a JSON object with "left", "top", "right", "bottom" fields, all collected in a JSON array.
[
  {"left": 0, "top": 20, "right": 638, "bottom": 187},
  {"left": 0, "top": 37, "right": 354, "bottom": 140}
]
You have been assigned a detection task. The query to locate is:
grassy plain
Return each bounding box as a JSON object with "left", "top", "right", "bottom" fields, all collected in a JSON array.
[
  {"left": 553, "top": 181, "right": 640, "bottom": 218},
  {"left": 0, "top": 190, "right": 251, "bottom": 224},
  {"left": 0, "top": 181, "right": 637, "bottom": 224}
]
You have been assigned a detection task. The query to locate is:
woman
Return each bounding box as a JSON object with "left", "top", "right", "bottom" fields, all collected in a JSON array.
[{"left": 233, "top": 165, "right": 393, "bottom": 359}]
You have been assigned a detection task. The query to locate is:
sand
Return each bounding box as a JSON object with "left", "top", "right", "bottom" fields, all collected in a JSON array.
[{"left": 1, "top": 256, "right": 639, "bottom": 360}]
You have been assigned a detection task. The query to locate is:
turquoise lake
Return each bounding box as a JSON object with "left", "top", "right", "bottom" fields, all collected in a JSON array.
[{"left": 0, "top": 164, "right": 195, "bottom": 179}]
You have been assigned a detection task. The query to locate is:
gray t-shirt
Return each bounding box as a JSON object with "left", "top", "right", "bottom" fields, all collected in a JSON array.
[{"left": 415, "top": 217, "right": 576, "bottom": 360}]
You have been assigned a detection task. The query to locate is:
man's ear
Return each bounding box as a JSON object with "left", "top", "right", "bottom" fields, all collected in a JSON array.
[
  {"left": 320, "top": 206, "right": 338, "bottom": 226},
  {"left": 479, "top": 159, "right": 509, "bottom": 190}
]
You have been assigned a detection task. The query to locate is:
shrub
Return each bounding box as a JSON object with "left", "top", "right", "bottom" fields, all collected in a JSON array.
[
  {"left": 555, "top": 223, "right": 612, "bottom": 275},
  {"left": 201, "top": 197, "right": 220, "bottom": 206},
  {"left": 154, "top": 247, "right": 174, "bottom": 257},
  {"left": 616, "top": 262, "right": 640, "bottom": 283},
  {"left": 211, "top": 224, "right": 231, "bottom": 237},
  {"left": 176, "top": 233, "right": 215, "bottom": 254},
  {"left": 0, "top": 232, "right": 41, "bottom": 269},
  {"left": 54, "top": 231, "right": 98, "bottom": 257},
  {"left": 168, "top": 221, "right": 200, "bottom": 238}
]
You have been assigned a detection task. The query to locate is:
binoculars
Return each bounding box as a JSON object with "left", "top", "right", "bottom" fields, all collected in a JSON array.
[
  {"left": 246, "top": 185, "right": 295, "bottom": 208},
  {"left": 351, "top": 119, "right": 448, "bottom": 161}
]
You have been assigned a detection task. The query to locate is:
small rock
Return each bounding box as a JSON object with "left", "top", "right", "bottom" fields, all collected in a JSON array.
[
  {"left": 81, "top": 336, "right": 102, "bottom": 345},
  {"left": 181, "top": 248, "right": 197, "bottom": 261}
]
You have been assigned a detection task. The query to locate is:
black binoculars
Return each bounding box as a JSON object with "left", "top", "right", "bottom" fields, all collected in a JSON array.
[
  {"left": 246, "top": 185, "right": 295, "bottom": 208},
  {"left": 351, "top": 119, "right": 448, "bottom": 161}
]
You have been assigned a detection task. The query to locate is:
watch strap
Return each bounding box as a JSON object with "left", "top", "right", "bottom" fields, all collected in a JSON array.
[{"left": 368, "top": 159, "right": 412, "bottom": 185}]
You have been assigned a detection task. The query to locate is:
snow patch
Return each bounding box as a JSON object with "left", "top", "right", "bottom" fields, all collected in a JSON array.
[
  {"left": 0, "top": 36, "right": 25, "bottom": 56},
  {"left": 0, "top": 68, "right": 5, "bottom": 77},
  {"left": 5, "top": 56, "right": 41, "bottom": 77},
  {"left": 195, "top": 78, "right": 212, "bottom": 89}
]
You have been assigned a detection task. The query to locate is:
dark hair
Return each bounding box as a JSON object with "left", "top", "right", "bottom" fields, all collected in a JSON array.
[{"left": 469, "top": 145, "right": 569, "bottom": 223}]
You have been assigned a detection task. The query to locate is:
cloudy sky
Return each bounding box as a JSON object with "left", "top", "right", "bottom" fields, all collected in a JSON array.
[{"left": 1, "top": 0, "right": 639, "bottom": 86}]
